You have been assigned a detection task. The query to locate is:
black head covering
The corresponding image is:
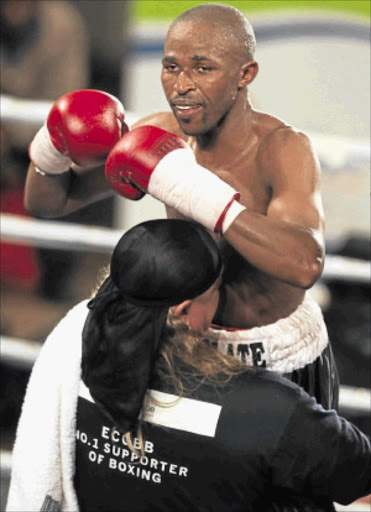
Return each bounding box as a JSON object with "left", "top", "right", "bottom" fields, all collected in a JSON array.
[{"left": 82, "top": 219, "right": 222, "bottom": 434}]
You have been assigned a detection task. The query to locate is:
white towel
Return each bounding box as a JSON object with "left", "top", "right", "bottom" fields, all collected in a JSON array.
[{"left": 6, "top": 300, "right": 89, "bottom": 512}]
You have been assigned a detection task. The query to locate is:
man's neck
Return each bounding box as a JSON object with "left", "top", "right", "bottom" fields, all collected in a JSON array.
[{"left": 190, "top": 97, "right": 255, "bottom": 158}]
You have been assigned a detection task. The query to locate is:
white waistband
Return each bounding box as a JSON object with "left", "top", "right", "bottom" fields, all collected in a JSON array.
[{"left": 205, "top": 295, "right": 329, "bottom": 374}]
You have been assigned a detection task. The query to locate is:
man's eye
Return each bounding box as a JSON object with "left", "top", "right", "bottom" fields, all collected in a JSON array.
[{"left": 198, "top": 66, "right": 212, "bottom": 72}]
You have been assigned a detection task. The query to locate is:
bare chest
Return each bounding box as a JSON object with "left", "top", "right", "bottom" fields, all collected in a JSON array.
[{"left": 195, "top": 148, "right": 270, "bottom": 215}]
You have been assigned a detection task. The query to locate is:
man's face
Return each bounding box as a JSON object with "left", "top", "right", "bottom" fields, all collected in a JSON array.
[{"left": 161, "top": 20, "right": 243, "bottom": 136}]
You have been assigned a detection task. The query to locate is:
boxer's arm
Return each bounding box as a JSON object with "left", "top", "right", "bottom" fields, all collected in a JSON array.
[
  {"left": 224, "top": 128, "right": 325, "bottom": 289},
  {"left": 24, "top": 111, "right": 178, "bottom": 218},
  {"left": 24, "top": 162, "right": 112, "bottom": 218}
]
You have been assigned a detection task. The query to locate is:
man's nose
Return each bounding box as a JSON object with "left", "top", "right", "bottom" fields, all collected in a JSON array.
[{"left": 174, "top": 71, "right": 196, "bottom": 94}]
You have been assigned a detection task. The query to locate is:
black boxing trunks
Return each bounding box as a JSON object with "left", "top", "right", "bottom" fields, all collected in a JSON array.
[{"left": 206, "top": 294, "right": 339, "bottom": 410}]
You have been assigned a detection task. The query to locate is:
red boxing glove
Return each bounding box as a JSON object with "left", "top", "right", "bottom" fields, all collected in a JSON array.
[
  {"left": 105, "top": 125, "right": 187, "bottom": 200},
  {"left": 29, "top": 89, "right": 128, "bottom": 175},
  {"left": 105, "top": 126, "right": 245, "bottom": 233}
]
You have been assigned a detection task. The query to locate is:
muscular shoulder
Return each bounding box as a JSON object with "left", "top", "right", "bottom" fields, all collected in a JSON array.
[
  {"left": 132, "top": 111, "right": 186, "bottom": 139},
  {"left": 253, "top": 110, "right": 309, "bottom": 150},
  {"left": 259, "top": 122, "right": 315, "bottom": 164},
  {"left": 265, "top": 127, "right": 314, "bottom": 153},
  {"left": 254, "top": 116, "right": 319, "bottom": 183}
]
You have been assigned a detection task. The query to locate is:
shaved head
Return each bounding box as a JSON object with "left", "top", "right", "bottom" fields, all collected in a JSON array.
[
  {"left": 162, "top": 3, "right": 259, "bottom": 137},
  {"left": 169, "top": 3, "right": 256, "bottom": 62}
]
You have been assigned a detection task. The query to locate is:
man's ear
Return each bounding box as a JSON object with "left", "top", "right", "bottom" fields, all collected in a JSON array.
[
  {"left": 172, "top": 300, "right": 192, "bottom": 322},
  {"left": 238, "top": 60, "right": 259, "bottom": 88}
]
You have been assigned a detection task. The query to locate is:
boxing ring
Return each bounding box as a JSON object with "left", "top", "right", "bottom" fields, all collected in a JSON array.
[{"left": 1, "top": 95, "right": 370, "bottom": 510}]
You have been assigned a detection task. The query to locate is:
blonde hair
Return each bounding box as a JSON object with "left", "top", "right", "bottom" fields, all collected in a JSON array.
[
  {"left": 161, "top": 312, "right": 246, "bottom": 390},
  {"left": 90, "top": 265, "right": 110, "bottom": 297},
  {"left": 126, "top": 312, "right": 247, "bottom": 457}
]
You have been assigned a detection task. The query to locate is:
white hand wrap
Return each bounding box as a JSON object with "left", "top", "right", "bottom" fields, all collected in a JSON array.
[
  {"left": 148, "top": 148, "right": 245, "bottom": 233},
  {"left": 29, "top": 124, "right": 72, "bottom": 175}
]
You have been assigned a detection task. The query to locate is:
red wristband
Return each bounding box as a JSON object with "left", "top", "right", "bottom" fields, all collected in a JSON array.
[{"left": 214, "top": 193, "right": 241, "bottom": 235}]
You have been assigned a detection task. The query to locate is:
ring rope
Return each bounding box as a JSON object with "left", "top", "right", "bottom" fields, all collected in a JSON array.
[
  {"left": 1, "top": 336, "right": 42, "bottom": 370},
  {"left": 1, "top": 212, "right": 122, "bottom": 253},
  {"left": 0, "top": 94, "right": 141, "bottom": 128},
  {"left": 1, "top": 213, "right": 370, "bottom": 282}
]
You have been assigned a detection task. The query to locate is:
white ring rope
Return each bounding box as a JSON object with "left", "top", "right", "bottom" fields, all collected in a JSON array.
[
  {"left": 1, "top": 213, "right": 123, "bottom": 254},
  {"left": 1, "top": 213, "right": 370, "bottom": 282},
  {"left": 0, "top": 336, "right": 42, "bottom": 370},
  {"left": 1, "top": 335, "right": 370, "bottom": 414},
  {"left": 0, "top": 94, "right": 141, "bottom": 130}
]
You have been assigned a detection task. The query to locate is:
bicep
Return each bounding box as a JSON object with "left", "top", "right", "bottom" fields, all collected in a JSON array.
[
  {"left": 267, "top": 190, "right": 325, "bottom": 237},
  {"left": 264, "top": 129, "right": 325, "bottom": 235}
]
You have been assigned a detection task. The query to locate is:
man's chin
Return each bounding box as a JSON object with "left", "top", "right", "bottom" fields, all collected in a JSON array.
[{"left": 176, "top": 118, "right": 207, "bottom": 137}]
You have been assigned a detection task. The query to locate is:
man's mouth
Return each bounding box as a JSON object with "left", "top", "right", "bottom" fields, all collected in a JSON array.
[{"left": 173, "top": 103, "right": 202, "bottom": 117}]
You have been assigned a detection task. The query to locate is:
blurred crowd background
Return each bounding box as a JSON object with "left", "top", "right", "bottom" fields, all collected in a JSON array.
[{"left": 0, "top": 1, "right": 370, "bottom": 509}]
